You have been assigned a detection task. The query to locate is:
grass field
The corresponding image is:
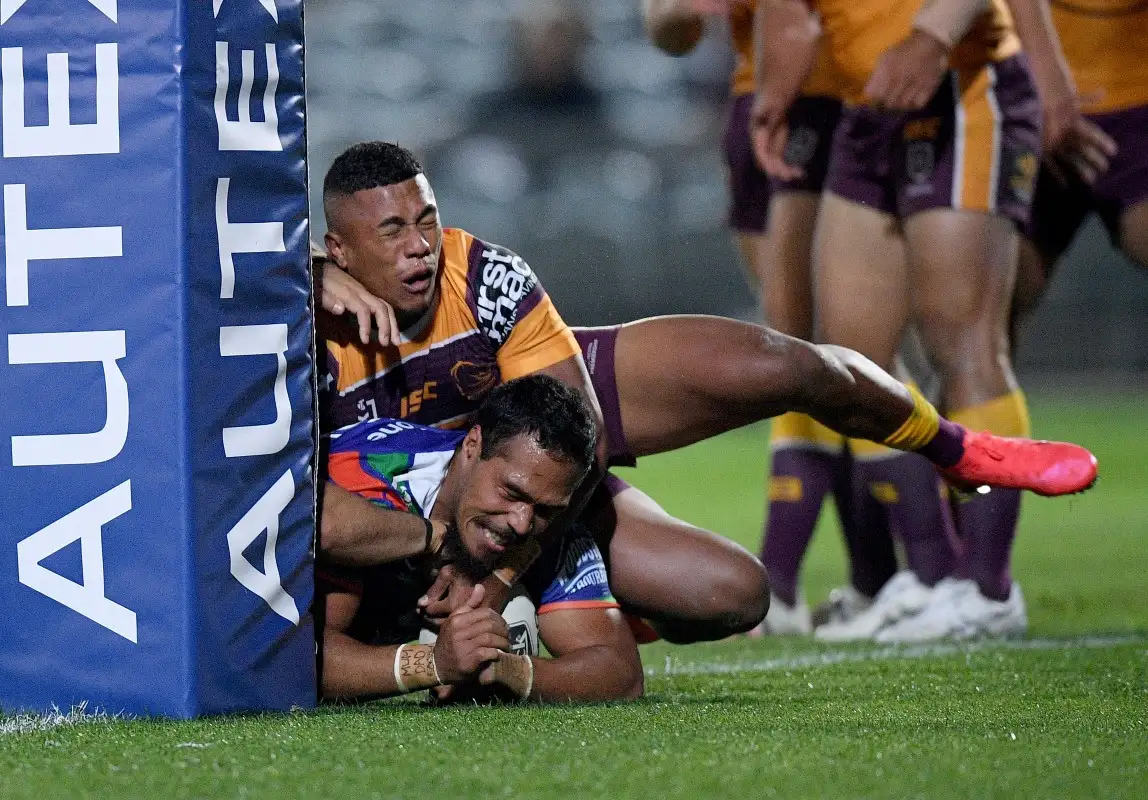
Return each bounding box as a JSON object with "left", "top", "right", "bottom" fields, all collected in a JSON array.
[{"left": 2, "top": 392, "right": 1146, "bottom": 799}]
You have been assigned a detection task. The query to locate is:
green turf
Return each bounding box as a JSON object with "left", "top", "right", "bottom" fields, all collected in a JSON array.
[{"left": 2, "top": 392, "right": 1146, "bottom": 799}]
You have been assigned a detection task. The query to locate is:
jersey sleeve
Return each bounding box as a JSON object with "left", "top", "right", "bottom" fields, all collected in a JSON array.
[
  {"left": 533, "top": 529, "right": 619, "bottom": 615},
  {"left": 464, "top": 236, "right": 580, "bottom": 380}
]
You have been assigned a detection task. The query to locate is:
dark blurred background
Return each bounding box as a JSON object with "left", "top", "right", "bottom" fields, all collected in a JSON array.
[{"left": 304, "top": 0, "right": 1148, "bottom": 378}]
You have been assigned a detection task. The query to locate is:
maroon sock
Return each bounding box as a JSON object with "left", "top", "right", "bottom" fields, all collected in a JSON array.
[
  {"left": 761, "top": 448, "right": 837, "bottom": 606},
  {"left": 856, "top": 453, "right": 957, "bottom": 587},
  {"left": 834, "top": 448, "right": 896, "bottom": 598},
  {"left": 954, "top": 488, "right": 1021, "bottom": 601},
  {"left": 917, "top": 418, "right": 967, "bottom": 468}
]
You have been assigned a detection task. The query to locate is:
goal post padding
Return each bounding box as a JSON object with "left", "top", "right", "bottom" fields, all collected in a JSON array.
[{"left": 0, "top": 0, "right": 316, "bottom": 717}]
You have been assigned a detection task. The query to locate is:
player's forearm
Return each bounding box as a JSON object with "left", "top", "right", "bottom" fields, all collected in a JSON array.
[
  {"left": 643, "top": 0, "right": 705, "bottom": 56},
  {"left": 911, "top": 0, "right": 988, "bottom": 51},
  {"left": 513, "top": 647, "right": 644, "bottom": 703},
  {"left": 319, "top": 482, "right": 433, "bottom": 566},
  {"left": 322, "top": 636, "right": 439, "bottom": 700},
  {"left": 1002, "top": 0, "right": 1075, "bottom": 96},
  {"left": 754, "top": 0, "right": 820, "bottom": 107}
]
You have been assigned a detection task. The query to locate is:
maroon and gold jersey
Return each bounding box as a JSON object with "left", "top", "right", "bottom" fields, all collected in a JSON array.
[
  {"left": 816, "top": 0, "right": 1021, "bottom": 104},
  {"left": 322, "top": 228, "right": 580, "bottom": 433},
  {"left": 1051, "top": 1, "right": 1148, "bottom": 113}
]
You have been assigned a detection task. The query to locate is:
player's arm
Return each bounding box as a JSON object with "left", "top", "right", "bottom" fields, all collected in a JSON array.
[
  {"left": 642, "top": 0, "right": 706, "bottom": 56},
  {"left": 488, "top": 607, "right": 643, "bottom": 703},
  {"left": 322, "top": 584, "right": 509, "bottom": 700},
  {"left": 750, "top": 0, "right": 820, "bottom": 178},
  {"left": 319, "top": 481, "right": 446, "bottom": 566},
  {"left": 1003, "top": 0, "right": 1115, "bottom": 181}
]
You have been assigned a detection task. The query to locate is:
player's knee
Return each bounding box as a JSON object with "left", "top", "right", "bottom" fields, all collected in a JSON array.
[{"left": 713, "top": 552, "right": 771, "bottom": 634}]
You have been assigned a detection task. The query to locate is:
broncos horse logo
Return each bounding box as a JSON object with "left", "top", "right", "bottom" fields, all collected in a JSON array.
[{"left": 451, "top": 360, "right": 499, "bottom": 401}]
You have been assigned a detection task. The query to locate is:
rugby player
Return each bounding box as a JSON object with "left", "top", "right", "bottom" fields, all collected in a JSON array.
[
  {"left": 1013, "top": 0, "right": 1147, "bottom": 330},
  {"left": 644, "top": 0, "right": 921, "bottom": 634},
  {"left": 752, "top": 0, "right": 1055, "bottom": 640},
  {"left": 320, "top": 375, "right": 644, "bottom": 703},
  {"left": 315, "top": 141, "right": 1097, "bottom": 644}
]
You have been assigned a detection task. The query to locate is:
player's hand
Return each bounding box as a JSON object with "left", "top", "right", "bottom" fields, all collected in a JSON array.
[
  {"left": 318, "top": 259, "right": 402, "bottom": 347},
  {"left": 432, "top": 585, "right": 510, "bottom": 684},
  {"left": 1047, "top": 112, "right": 1117, "bottom": 186},
  {"left": 864, "top": 29, "right": 948, "bottom": 111},
  {"left": 750, "top": 91, "right": 800, "bottom": 180},
  {"left": 418, "top": 563, "right": 480, "bottom": 625}
]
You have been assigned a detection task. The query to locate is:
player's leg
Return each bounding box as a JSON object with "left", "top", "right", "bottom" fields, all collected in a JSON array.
[
  {"left": 1119, "top": 200, "right": 1148, "bottom": 269},
  {"left": 809, "top": 188, "right": 957, "bottom": 640},
  {"left": 883, "top": 59, "right": 1042, "bottom": 641},
  {"left": 583, "top": 477, "right": 770, "bottom": 643}
]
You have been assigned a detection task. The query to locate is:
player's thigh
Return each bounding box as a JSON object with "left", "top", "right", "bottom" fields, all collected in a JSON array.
[
  {"left": 585, "top": 481, "right": 768, "bottom": 625},
  {"left": 814, "top": 192, "right": 909, "bottom": 367},
  {"left": 759, "top": 191, "right": 820, "bottom": 338},
  {"left": 612, "top": 315, "right": 814, "bottom": 456},
  {"left": 904, "top": 209, "right": 1018, "bottom": 404},
  {"left": 1119, "top": 199, "right": 1148, "bottom": 270}
]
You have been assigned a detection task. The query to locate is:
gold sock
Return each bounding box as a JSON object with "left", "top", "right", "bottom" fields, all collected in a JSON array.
[{"left": 949, "top": 390, "right": 1031, "bottom": 438}]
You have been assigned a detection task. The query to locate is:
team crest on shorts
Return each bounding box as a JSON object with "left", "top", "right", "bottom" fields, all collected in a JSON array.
[
  {"left": 1008, "top": 150, "right": 1039, "bottom": 205},
  {"left": 905, "top": 141, "right": 936, "bottom": 186},
  {"left": 784, "top": 126, "right": 818, "bottom": 169}
]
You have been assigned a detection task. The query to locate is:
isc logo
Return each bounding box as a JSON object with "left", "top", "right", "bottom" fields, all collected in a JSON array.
[{"left": 400, "top": 380, "right": 438, "bottom": 418}]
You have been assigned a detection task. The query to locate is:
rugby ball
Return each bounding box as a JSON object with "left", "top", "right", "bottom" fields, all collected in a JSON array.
[{"left": 418, "top": 584, "right": 539, "bottom": 657}]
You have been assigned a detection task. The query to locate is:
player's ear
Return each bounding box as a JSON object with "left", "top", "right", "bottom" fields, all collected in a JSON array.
[
  {"left": 462, "top": 425, "right": 482, "bottom": 463},
  {"left": 324, "top": 230, "right": 347, "bottom": 269}
]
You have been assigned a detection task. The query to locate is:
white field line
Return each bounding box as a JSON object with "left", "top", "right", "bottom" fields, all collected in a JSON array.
[
  {"left": 650, "top": 634, "right": 1148, "bottom": 677},
  {"left": 0, "top": 702, "right": 114, "bottom": 737}
]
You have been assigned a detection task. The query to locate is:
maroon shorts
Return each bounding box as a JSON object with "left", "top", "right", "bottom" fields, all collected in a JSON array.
[
  {"left": 724, "top": 93, "right": 844, "bottom": 233},
  {"left": 1027, "top": 103, "right": 1148, "bottom": 258},
  {"left": 827, "top": 55, "right": 1042, "bottom": 227},
  {"left": 572, "top": 325, "right": 636, "bottom": 468}
]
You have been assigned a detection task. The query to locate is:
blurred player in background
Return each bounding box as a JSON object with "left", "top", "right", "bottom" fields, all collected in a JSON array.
[
  {"left": 754, "top": 0, "right": 1051, "bottom": 640},
  {"left": 321, "top": 375, "right": 645, "bottom": 703},
  {"left": 1013, "top": 0, "right": 1147, "bottom": 332},
  {"left": 643, "top": 0, "right": 909, "bottom": 635},
  {"left": 316, "top": 141, "right": 1098, "bottom": 647}
]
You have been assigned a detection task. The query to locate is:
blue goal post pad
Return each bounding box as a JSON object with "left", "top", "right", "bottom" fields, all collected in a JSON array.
[{"left": 0, "top": 0, "right": 316, "bottom": 717}]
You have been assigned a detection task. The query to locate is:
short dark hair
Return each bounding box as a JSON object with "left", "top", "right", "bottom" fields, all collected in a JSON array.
[
  {"left": 474, "top": 375, "right": 597, "bottom": 481},
  {"left": 323, "top": 141, "right": 423, "bottom": 210}
]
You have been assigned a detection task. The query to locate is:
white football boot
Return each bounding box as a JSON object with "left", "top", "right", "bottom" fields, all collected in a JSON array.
[
  {"left": 875, "top": 578, "right": 1028, "bottom": 643},
  {"left": 749, "top": 592, "right": 813, "bottom": 636},
  {"left": 815, "top": 571, "right": 933, "bottom": 642},
  {"left": 811, "top": 584, "right": 874, "bottom": 629}
]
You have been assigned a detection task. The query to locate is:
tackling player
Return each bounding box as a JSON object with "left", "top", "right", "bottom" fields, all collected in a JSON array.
[
  {"left": 315, "top": 141, "right": 1098, "bottom": 645},
  {"left": 320, "top": 375, "right": 644, "bottom": 703}
]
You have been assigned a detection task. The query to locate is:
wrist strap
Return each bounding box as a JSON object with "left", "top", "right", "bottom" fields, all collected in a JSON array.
[
  {"left": 393, "top": 644, "right": 441, "bottom": 694},
  {"left": 422, "top": 517, "right": 434, "bottom": 555}
]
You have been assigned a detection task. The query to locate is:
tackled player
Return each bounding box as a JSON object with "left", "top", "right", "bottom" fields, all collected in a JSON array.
[{"left": 320, "top": 375, "right": 643, "bottom": 703}]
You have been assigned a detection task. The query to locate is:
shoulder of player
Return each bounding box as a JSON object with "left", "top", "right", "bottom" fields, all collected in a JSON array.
[
  {"left": 451, "top": 231, "right": 543, "bottom": 347},
  {"left": 327, "top": 417, "right": 462, "bottom": 455}
]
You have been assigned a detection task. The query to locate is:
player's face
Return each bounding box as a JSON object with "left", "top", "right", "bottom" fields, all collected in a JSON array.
[
  {"left": 327, "top": 175, "right": 443, "bottom": 322},
  {"left": 453, "top": 431, "right": 580, "bottom": 571}
]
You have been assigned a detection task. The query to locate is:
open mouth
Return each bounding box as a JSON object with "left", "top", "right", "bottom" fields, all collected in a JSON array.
[{"left": 401, "top": 266, "right": 434, "bottom": 295}]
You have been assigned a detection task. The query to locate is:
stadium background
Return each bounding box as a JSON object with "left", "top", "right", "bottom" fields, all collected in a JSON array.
[{"left": 306, "top": 0, "right": 1148, "bottom": 376}]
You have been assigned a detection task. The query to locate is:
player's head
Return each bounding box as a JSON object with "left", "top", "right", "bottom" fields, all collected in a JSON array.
[
  {"left": 445, "top": 374, "right": 597, "bottom": 574},
  {"left": 322, "top": 142, "right": 443, "bottom": 323}
]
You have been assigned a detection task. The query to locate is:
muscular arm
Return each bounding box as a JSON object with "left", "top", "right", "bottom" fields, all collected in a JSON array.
[
  {"left": 321, "top": 591, "right": 410, "bottom": 699},
  {"left": 642, "top": 0, "right": 706, "bottom": 56},
  {"left": 320, "top": 482, "right": 442, "bottom": 566},
  {"left": 494, "top": 607, "right": 643, "bottom": 703},
  {"left": 754, "top": 0, "right": 819, "bottom": 106}
]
